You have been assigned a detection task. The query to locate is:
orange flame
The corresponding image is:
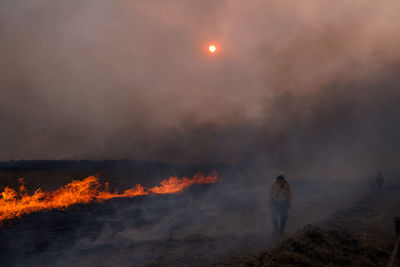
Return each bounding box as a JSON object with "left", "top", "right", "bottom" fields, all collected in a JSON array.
[
  {"left": 149, "top": 172, "right": 218, "bottom": 194},
  {"left": 0, "top": 172, "right": 218, "bottom": 222}
]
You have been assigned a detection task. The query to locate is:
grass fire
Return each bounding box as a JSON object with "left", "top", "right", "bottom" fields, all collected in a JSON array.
[{"left": 0, "top": 172, "right": 218, "bottom": 222}]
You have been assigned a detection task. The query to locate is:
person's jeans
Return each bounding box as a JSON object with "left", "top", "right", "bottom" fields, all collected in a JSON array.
[{"left": 271, "top": 200, "right": 288, "bottom": 234}]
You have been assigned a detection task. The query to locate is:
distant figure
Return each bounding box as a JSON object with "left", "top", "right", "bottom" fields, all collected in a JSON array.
[
  {"left": 376, "top": 172, "right": 384, "bottom": 193},
  {"left": 368, "top": 174, "right": 376, "bottom": 192},
  {"left": 269, "top": 174, "right": 292, "bottom": 237}
]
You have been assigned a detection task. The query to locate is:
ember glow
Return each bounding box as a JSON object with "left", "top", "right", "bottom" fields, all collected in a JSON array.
[{"left": 0, "top": 172, "right": 218, "bottom": 222}]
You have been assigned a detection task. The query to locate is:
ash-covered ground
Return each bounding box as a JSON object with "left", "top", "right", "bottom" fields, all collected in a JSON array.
[{"left": 1, "top": 160, "right": 395, "bottom": 267}]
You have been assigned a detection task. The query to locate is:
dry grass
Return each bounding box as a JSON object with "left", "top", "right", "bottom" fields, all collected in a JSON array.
[{"left": 240, "top": 185, "right": 400, "bottom": 267}]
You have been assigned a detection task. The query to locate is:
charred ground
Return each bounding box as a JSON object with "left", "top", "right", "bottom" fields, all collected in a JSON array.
[{"left": 0, "top": 160, "right": 398, "bottom": 266}]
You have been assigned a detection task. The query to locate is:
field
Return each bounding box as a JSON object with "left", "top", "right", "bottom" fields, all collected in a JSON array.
[
  {"left": 0, "top": 161, "right": 398, "bottom": 266},
  {"left": 244, "top": 184, "right": 400, "bottom": 266}
]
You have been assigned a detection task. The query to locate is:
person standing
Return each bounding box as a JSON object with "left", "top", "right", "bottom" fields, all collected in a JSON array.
[
  {"left": 376, "top": 172, "right": 384, "bottom": 193},
  {"left": 269, "top": 174, "right": 292, "bottom": 237},
  {"left": 368, "top": 173, "right": 376, "bottom": 192}
]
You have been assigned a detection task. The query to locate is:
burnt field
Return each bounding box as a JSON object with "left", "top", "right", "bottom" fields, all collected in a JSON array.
[{"left": 0, "top": 160, "right": 399, "bottom": 266}]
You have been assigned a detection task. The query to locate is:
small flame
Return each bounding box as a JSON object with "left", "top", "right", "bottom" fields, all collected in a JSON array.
[{"left": 0, "top": 172, "right": 218, "bottom": 222}]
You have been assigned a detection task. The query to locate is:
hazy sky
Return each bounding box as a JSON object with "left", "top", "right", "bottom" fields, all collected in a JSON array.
[{"left": 1, "top": 0, "right": 400, "bottom": 171}]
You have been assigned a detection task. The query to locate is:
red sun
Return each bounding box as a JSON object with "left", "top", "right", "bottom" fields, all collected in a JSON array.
[{"left": 208, "top": 45, "right": 216, "bottom": 53}]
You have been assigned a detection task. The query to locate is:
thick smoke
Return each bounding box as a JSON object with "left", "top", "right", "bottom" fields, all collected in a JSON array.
[{"left": 1, "top": 0, "right": 400, "bottom": 174}]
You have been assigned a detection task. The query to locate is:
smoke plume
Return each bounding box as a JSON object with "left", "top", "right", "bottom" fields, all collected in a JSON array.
[{"left": 1, "top": 0, "right": 400, "bottom": 175}]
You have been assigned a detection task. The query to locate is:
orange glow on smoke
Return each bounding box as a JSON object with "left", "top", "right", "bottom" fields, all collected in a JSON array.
[{"left": 0, "top": 172, "right": 218, "bottom": 222}]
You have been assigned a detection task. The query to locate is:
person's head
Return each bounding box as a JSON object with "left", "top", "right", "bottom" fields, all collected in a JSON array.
[{"left": 276, "top": 175, "right": 285, "bottom": 184}]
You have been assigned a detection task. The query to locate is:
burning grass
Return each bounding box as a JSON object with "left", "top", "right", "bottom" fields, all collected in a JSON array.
[{"left": 0, "top": 172, "right": 218, "bottom": 222}]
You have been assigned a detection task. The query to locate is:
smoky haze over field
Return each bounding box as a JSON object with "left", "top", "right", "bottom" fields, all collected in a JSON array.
[{"left": 1, "top": 0, "right": 400, "bottom": 174}]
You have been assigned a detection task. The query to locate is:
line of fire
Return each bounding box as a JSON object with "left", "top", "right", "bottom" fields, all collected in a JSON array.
[{"left": 0, "top": 172, "right": 218, "bottom": 222}]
